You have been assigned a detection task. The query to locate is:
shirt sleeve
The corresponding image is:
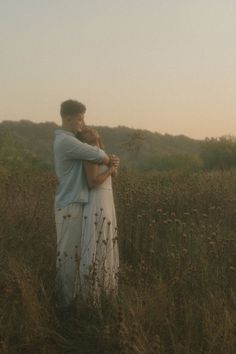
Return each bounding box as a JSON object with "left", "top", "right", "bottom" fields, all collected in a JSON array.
[{"left": 62, "top": 136, "right": 107, "bottom": 162}]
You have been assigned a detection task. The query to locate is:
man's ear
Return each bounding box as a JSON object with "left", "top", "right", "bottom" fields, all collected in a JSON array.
[{"left": 63, "top": 115, "right": 72, "bottom": 124}]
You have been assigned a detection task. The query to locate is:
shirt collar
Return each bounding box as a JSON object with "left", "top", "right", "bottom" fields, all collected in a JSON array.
[{"left": 55, "top": 129, "right": 75, "bottom": 137}]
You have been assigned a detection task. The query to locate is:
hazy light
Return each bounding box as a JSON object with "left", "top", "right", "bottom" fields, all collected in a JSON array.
[{"left": 0, "top": 0, "right": 236, "bottom": 139}]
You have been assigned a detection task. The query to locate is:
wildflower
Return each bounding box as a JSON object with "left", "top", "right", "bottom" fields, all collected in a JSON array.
[
  {"left": 3, "top": 287, "right": 13, "bottom": 296},
  {"left": 183, "top": 212, "right": 190, "bottom": 216}
]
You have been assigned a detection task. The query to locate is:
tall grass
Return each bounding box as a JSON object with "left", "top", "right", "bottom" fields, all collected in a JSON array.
[{"left": 0, "top": 169, "right": 235, "bottom": 353}]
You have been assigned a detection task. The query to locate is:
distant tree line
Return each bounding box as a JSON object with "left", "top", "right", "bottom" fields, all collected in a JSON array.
[
  {"left": 200, "top": 136, "right": 236, "bottom": 170},
  {"left": 0, "top": 120, "right": 236, "bottom": 173}
]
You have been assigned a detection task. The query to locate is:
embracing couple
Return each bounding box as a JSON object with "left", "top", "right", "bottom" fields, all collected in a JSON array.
[{"left": 53, "top": 99, "right": 119, "bottom": 308}]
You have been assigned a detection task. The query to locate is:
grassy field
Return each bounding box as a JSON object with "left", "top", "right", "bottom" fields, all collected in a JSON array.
[{"left": 0, "top": 169, "right": 236, "bottom": 354}]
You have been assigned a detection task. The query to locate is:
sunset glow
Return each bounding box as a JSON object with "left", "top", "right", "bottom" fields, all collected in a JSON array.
[{"left": 1, "top": 0, "right": 236, "bottom": 139}]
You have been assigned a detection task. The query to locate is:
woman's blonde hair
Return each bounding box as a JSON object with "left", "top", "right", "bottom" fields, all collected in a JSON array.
[{"left": 76, "top": 127, "right": 104, "bottom": 149}]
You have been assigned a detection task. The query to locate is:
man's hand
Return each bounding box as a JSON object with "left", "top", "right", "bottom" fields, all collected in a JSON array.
[
  {"left": 109, "top": 155, "right": 120, "bottom": 168},
  {"left": 101, "top": 154, "right": 120, "bottom": 168}
]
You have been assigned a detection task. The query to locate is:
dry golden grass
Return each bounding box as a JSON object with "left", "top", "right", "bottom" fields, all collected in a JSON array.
[{"left": 0, "top": 169, "right": 235, "bottom": 353}]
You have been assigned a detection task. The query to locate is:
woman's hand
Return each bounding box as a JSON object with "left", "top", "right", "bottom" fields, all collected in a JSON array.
[
  {"left": 109, "top": 164, "right": 117, "bottom": 174},
  {"left": 109, "top": 163, "right": 118, "bottom": 177},
  {"left": 109, "top": 155, "right": 120, "bottom": 168}
]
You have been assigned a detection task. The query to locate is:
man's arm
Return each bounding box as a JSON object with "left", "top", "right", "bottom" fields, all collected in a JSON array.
[
  {"left": 99, "top": 154, "right": 110, "bottom": 165},
  {"left": 61, "top": 135, "right": 120, "bottom": 167},
  {"left": 62, "top": 136, "right": 108, "bottom": 163},
  {"left": 97, "top": 154, "right": 120, "bottom": 167}
]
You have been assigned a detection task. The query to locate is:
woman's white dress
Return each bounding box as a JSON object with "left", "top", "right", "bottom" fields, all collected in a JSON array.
[{"left": 79, "top": 165, "right": 119, "bottom": 302}]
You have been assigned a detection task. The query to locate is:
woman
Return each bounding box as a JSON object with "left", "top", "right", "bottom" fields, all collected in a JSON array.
[{"left": 76, "top": 128, "right": 119, "bottom": 304}]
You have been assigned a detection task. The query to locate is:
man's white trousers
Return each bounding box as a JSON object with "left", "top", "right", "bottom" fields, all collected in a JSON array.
[{"left": 55, "top": 203, "right": 83, "bottom": 306}]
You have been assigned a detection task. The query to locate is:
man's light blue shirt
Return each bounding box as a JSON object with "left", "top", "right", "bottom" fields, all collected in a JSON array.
[{"left": 53, "top": 129, "right": 106, "bottom": 209}]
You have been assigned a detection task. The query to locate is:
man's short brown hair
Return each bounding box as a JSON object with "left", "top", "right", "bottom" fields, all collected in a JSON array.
[{"left": 60, "top": 99, "right": 86, "bottom": 119}]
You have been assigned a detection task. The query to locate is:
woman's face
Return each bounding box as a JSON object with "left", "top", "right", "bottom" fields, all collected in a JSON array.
[
  {"left": 83, "top": 131, "right": 99, "bottom": 146},
  {"left": 95, "top": 138, "right": 100, "bottom": 147}
]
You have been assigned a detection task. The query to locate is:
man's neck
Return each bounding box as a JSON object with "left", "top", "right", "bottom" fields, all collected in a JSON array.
[{"left": 61, "top": 124, "right": 74, "bottom": 134}]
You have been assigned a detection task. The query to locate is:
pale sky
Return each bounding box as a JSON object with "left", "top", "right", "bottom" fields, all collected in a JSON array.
[{"left": 1, "top": 0, "right": 236, "bottom": 139}]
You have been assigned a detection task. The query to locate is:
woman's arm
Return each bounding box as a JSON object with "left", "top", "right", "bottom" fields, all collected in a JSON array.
[
  {"left": 83, "top": 162, "right": 116, "bottom": 188},
  {"left": 111, "top": 168, "right": 118, "bottom": 177}
]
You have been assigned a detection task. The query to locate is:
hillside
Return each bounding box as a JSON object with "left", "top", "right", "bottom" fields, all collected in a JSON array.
[{"left": 0, "top": 120, "right": 203, "bottom": 171}]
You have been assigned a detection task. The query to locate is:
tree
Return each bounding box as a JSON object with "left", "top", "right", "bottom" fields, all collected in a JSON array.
[
  {"left": 0, "top": 128, "right": 48, "bottom": 170},
  {"left": 200, "top": 136, "right": 236, "bottom": 170},
  {"left": 121, "top": 130, "right": 145, "bottom": 157}
]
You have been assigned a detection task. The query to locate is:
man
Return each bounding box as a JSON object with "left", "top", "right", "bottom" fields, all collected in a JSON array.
[{"left": 54, "top": 99, "right": 118, "bottom": 307}]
